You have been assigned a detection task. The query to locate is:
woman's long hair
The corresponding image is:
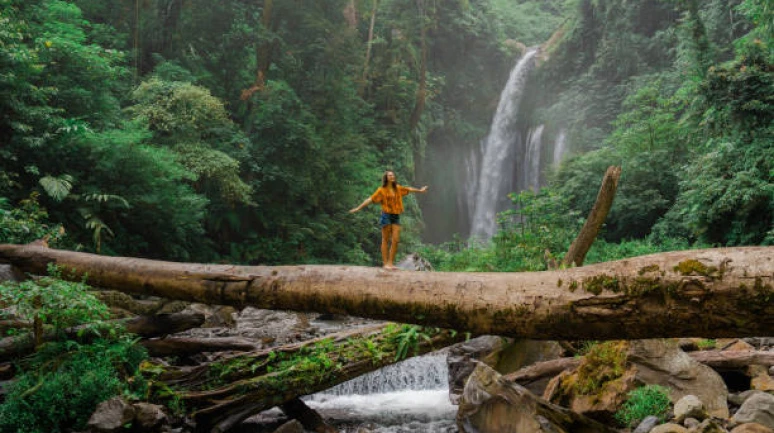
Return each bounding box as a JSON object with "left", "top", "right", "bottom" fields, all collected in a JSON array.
[{"left": 382, "top": 171, "right": 397, "bottom": 189}]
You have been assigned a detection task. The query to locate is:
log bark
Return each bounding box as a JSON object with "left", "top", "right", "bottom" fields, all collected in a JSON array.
[
  {"left": 141, "top": 337, "right": 260, "bottom": 357},
  {"left": 563, "top": 166, "right": 622, "bottom": 267},
  {"left": 504, "top": 356, "right": 581, "bottom": 385},
  {"left": 147, "top": 323, "right": 463, "bottom": 433},
  {"left": 281, "top": 398, "right": 337, "bottom": 433},
  {"left": 689, "top": 350, "right": 774, "bottom": 369},
  {"left": 0, "top": 312, "right": 204, "bottom": 362},
  {"left": 1, "top": 244, "right": 774, "bottom": 340}
]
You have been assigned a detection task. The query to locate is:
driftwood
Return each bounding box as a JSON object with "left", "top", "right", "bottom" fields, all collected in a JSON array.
[
  {"left": 146, "top": 323, "right": 463, "bottom": 433},
  {"left": 563, "top": 165, "right": 622, "bottom": 267},
  {"left": 1, "top": 244, "right": 773, "bottom": 340},
  {"left": 141, "top": 337, "right": 260, "bottom": 357},
  {"left": 0, "top": 312, "right": 204, "bottom": 362}
]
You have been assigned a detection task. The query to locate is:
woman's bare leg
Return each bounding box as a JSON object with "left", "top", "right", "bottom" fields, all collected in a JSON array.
[
  {"left": 381, "top": 225, "right": 392, "bottom": 268},
  {"left": 388, "top": 224, "right": 401, "bottom": 269}
]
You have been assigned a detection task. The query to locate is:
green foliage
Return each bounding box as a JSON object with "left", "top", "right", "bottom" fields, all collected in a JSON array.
[
  {"left": 0, "top": 264, "right": 109, "bottom": 336},
  {"left": 0, "top": 193, "right": 64, "bottom": 246},
  {"left": 390, "top": 325, "right": 432, "bottom": 361},
  {"left": 614, "top": 384, "right": 672, "bottom": 428},
  {"left": 575, "top": 341, "right": 628, "bottom": 395},
  {"left": 0, "top": 337, "right": 147, "bottom": 433}
]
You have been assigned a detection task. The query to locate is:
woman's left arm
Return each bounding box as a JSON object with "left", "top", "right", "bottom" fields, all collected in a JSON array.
[{"left": 406, "top": 186, "right": 428, "bottom": 193}]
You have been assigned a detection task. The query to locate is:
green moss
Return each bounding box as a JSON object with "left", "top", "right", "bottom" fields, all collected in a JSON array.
[
  {"left": 573, "top": 341, "right": 628, "bottom": 395},
  {"left": 673, "top": 259, "right": 718, "bottom": 278},
  {"left": 569, "top": 280, "right": 579, "bottom": 292},
  {"left": 638, "top": 264, "right": 660, "bottom": 276},
  {"left": 583, "top": 274, "right": 621, "bottom": 295}
]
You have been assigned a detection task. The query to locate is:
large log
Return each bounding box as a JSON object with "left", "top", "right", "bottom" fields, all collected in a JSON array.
[
  {"left": 1, "top": 244, "right": 773, "bottom": 340},
  {"left": 147, "top": 323, "right": 463, "bottom": 433},
  {"left": 0, "top": 312, "right": 205, "bottom": 362}
]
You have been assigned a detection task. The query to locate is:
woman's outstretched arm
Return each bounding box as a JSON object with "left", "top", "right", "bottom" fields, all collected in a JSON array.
[
  {"left": 406, "top": 186, "right": 428, "bottom": 193},
  {"left": 349, "top": 197, "right": 373, "bottom": 213}
]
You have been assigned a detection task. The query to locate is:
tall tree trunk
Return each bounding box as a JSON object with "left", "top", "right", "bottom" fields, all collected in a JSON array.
[
  {"left": 408, "top": 8, "right": 427, "bottom": 133},
  {"left": 2, "top": 244, "right": 773, "bottom": 340},
  {"left": 562, "top": 166, "right": 621, "bottom": 267},
  {"left": 359, "top": 0, "right": 380, "bottom": 97}
]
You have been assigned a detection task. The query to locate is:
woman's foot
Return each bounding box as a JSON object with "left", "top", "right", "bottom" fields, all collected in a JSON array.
[{"left": 383, "top": 264, "right": 399, "bottom": 270}]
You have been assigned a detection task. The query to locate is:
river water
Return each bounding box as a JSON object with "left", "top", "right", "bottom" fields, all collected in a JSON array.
[{"left": 305, "top": 353, "right": 458, "bottom": 432}]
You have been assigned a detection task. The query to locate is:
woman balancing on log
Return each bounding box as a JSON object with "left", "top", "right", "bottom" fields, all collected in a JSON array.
[{"left": 350, "top": 171, "right": 428, "bottom": 270}]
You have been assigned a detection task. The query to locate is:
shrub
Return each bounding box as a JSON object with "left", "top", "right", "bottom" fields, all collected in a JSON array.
[{"left": 614, "top": 384, "right": 672, "bottom": 428}]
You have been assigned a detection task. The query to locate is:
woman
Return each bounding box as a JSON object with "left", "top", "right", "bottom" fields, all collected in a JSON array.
[{"left": 350, "top": 171, "right": 428, "bottom": 269}]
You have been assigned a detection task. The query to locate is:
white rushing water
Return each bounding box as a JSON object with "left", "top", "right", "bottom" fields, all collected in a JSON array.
[
  {"left": 523, "top": 124, "right": 544, "bottom": 193},
  {"left": 469, "top": 48, "right": 539, "bottom": 241},
  {"left": 305, "top": 354, "right": 457, "bottom": 432},
  {"left": 553, "top": 129, "right": 567, "bottom": 167}
]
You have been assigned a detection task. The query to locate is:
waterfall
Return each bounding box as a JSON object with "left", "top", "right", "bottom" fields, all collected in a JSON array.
[
  {"left": 553, "top": 129, "right": 567, "bottom": 166},
  {"left": 523, "top": 124, "right": 544, "bottom": 193},
  {"left": 316, "top": 354, "right": 449, "bottom": 396},
  {"left": 469, "top": 48, "right": 539, "bottom": 241}
]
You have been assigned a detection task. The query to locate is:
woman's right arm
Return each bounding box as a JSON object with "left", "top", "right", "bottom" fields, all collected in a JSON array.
[{"left": 349, "top": 197, "right": 372, "bottom": 213}]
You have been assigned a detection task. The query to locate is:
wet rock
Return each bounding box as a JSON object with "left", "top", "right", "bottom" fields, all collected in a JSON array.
[
  {"left": 0, "top": 264, "right": 24, "bottom": 283},
  {"left": 651, "top": 423, "right": 689, "bottom": 433},
  {"left": 272, "top": 419, "right": 304, "bottom": 433},
  {"left": 133, "top": 402, "right": 167, "bottom": 431},
  {"left": 396, "top": 253, "right": 434, "bottom": 271},
  {"left": 544, "top": 339, "right": 728, "bottom": 423},
  {"left": 633, "top": 415, "right": 662, "bottom": 433},
  {"left": 724, "top": 340, "right": 756, "bottom": 352},
  {"left": 693, "top": 418, "right": 729, "bottom": 432},
  {"left": 731, "top": 423, "right": 774, "bottom": 433},
  {"left": 750, "top": 365, "right": 774, "bottom": 392},
  {"left": 675, "top": 395, "right": 708, "bottom": 423},
  {"left": 684, "top": 418, "right": 701, "bottom": 429},
  {"left": 457, "top": 362, "right": 616, "bottom": 433},
  {"left": 730, "top": 392, "right": 774, "bottom": 429},
  {"left": 730, "top": 391, "right": 766, "bottom": 407},
  {"left": 87, "top": 397, "right": 135, "bottom": 433},
  {"left": 447, "top": 335, "right": 509, "bottom": 404}
]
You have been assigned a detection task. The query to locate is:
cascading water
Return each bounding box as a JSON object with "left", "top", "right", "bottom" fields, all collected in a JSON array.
[
  {"left": 552, "top": 129, "right": 567, "bottom": 166},
  {"left": 469, "top": 48, "right": 539, "bottom": 241},
  {"left": 305, "top": 354, "right": 457, "bottom": 432},
  {"left": 523, "top": 124, "right": 544, "bottom": 193}
]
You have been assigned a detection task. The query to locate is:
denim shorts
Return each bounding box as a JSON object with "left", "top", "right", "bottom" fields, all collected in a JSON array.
[{"left": 379, "top": 212, "right": 400, "bottom": 227}]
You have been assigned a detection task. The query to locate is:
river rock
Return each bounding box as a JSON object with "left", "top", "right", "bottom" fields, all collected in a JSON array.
[
  {"left": 633, "top": 415, "right": 662, "bottom": 433},
  {"left": 750, "top": 365, "right": 774, "bottom": 392},
  {"left": 629, "top": 339, "right": 728, "bottom": 418},
  {"left": 730, "top": 392, "right": 774, "bottom": 429},
  {"left": 457, "top": 362, "right": 616, "bottom": 433},
  {"left": 544, "top": 339, "right": 728, "bottom": 422},
  {"left": 272, "top": 420, "right": 304, "bottom": 433},
  {"left": 674, "top": 395, "right": 708, "bottom": 423},
  {"left": 693, "top": 418, "right": 730, "bottom": 432},
  {"left": 447, "top": 335, "right": 510, "bottom": 404},
  {"left": 731, "top": 423, "right": 774, "bottom": 433},
  {"left": 396, "top": 253, "right": 434, "bottom": 271},
  {"left": 87, "top": 397, "right": 136, "bottom": 433},
  {"left": 133, "top": 402, "right": 167, "bottom": 431},
  {"left": 651, "top": 423, "right": 689, "bottom": 433},
  {"left": 0, "top": 264, "right": 23, "bottom": 283}
]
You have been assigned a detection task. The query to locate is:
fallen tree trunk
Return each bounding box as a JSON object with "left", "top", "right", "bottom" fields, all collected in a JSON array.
[
  {"left": 0, "top": 312, "right": 204, "bottom": 362},
  {"left": 141, "top": 337, "right": 260, "bottom": 357},
  {"left": 1, "top": 244, "right": 773, "bottom": 340},
  {"left": 147, "top": 323, "right": 463, "bottom": 433}
]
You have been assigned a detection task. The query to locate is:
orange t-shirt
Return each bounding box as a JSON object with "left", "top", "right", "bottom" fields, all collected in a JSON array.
[{"left": 370, "top": 185, "right": 410, "bottom": 214}]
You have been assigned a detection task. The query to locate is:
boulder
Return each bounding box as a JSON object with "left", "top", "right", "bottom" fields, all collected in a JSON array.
[
  {"left": 272, "top": 420, "right": 305, "bottom": 433},
  {"left": 633, "top": 415, "right": 662, "bottom": 433},
  {"left": 750, "top": 365, "right": 774, "bottom": 392},
  {"left": 651, "top": 424, "right": 689, "bottom": 433},
  {"left": 731, "top": 423, "right": 774, "bottom": 433},
  {"left": 457, "top": 362, "right": 616, "bottom": 433},
  {"left": 447, "top": 335, "right": 510, "bottom": 404},
  {"left": 674, "top": 395, "right": 708, "bottom": 423},
  {"left": 133, "top": 402, "right": 167, "bottom": 431},
  {"left": 396, "top": 253, "right": 434, "bottom": 271},
  {"left": 544, "top": 339, "right": 728, "bottom": 423},
  {"left": 87, "top": 397, "right": 135, "bottom": 433},
  {"left": 693, "top": 418, "right": 730, "bottom": 432},
  {"left": 731, "top": 392, "right": 774, "bottom": 429}
]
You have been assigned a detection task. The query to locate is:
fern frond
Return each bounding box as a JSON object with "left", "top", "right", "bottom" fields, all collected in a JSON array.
[{"left": 39, "top": 175, "right": 74, "bottom": 202}]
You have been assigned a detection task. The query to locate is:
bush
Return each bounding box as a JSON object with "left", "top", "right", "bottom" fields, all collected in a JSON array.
[
  {"left": 0, "top": 338, "right": 147, "bottom": 433},
  {"left": 614, "top": 384, "right": 672, "bottom": 428}
]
